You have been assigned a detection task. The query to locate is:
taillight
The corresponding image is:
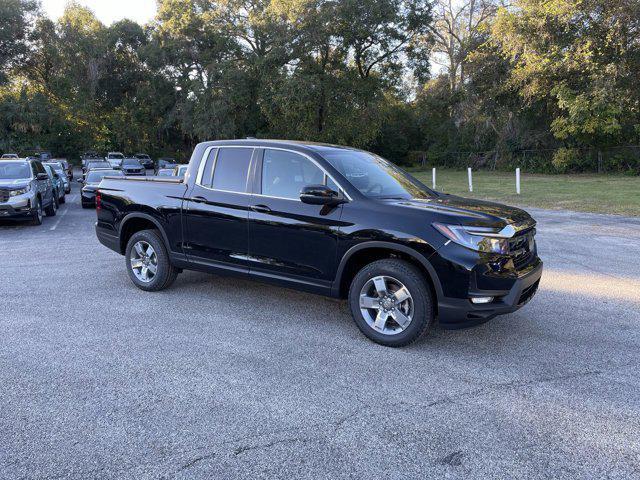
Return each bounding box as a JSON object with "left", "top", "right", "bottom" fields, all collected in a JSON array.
[{"left": 96, "top": 191, "right": 102, "bottom": 211}]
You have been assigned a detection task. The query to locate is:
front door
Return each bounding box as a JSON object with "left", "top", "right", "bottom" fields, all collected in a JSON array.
[
  {"left": 183, "top": 147, "right": 255, "bottom": 272},
  {"left": 247, "top": 148, "right": 345, "bottom": 293}
]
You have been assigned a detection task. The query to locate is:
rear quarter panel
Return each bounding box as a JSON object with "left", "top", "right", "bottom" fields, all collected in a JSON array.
[{"left": 97, "top": 178, "right": 188, "bottom": 254}]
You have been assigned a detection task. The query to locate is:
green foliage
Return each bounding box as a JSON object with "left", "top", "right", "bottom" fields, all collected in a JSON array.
[{"left": 0, "top": 0, "right": 638, "bottom": 174}]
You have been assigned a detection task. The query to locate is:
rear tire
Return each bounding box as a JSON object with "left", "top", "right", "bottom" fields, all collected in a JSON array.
[
  {"left": 60, "top": 194, "right": 66, "bottom": 204},
  {"left": 348, "top": 259, "right": 434, "bottom": 347},
  {"left": 125, "top": 229, "right": 178, "bottom": 292}
]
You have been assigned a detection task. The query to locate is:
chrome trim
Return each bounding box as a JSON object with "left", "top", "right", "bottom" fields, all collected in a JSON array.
[{"left": 194, "top": 144, "right": 353, "bottom": 202}]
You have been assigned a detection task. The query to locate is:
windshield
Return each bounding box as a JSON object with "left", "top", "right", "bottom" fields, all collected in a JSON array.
[
  {"left": 136, "top": 154, "right": 149, "bottom": 159},
  {"left": 86, "top": 170, "right": 123, "bottom": 183},
  {"left": 319, "top": 149, "right": 435, "bottom": 199},
  {"left": 0, "top": 162, "right": 31, "bottom": 179},
  {"left": 45, "top": 163, "right": 65, "bottom": 174},
  {"left": 122, "top": 159, "right": 141, "bottom": 166},
  {"left": 88, "top": 162, "right": 110, "bottom": 168},
  {"left": 108, "top": 153, "right": 124, "bottom": 159}
]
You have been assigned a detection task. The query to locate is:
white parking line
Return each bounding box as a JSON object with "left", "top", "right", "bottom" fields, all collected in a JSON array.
[{"left": 49, "top": 206, "right": 69, "bottom": 231}]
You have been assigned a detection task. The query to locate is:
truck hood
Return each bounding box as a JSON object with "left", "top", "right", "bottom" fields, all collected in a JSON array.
[
  {"left": 0, "top": 179, "right": 30, "bottom": 189},
  {"left": 381, "top": 194, "right": 535, "bottom": 230}
]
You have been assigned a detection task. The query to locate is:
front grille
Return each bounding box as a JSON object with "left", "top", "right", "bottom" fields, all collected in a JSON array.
[
  {"left": 509, "top": 229, "right": 536, "bottom": 270},
  {"left": 518, "top": 280, "right": 540, "bottom": 306}
]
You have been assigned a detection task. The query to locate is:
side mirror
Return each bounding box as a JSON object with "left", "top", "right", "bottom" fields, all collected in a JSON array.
[
  {"left": 300, "top": 185, "right": 343, "bottom": 206},
  {"left": 36, "top": 173, "right": 49, "bottom": 181}
]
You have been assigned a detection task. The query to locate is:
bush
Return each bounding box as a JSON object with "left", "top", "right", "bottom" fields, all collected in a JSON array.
[{"left": 552, "top": 148, "right": 582, "bottom": 173}]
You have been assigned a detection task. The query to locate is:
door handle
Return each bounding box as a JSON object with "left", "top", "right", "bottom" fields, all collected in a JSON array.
[{"left": 250, "top": 204, "right": 272, "bottom": 214}]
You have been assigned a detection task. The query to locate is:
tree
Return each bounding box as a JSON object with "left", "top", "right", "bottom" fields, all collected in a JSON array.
[
  {"left": 0, "top": 0, "right": 38, "bottom": 83},
  {"left": 493, "top": 0, "right": 640, "bottom": 149}
]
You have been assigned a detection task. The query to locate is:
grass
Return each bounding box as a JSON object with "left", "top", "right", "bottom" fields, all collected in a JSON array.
[{"left": 409, "top": 169, "right": 640, "bottom": 216}]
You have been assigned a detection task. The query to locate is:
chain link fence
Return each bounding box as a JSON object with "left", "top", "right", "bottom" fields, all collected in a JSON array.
[{"left": 407, "top": 146, "right": 640, "bottom": 174}]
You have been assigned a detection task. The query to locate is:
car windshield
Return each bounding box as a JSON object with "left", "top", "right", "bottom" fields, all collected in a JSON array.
[
  {"left": 109, "top": 153, "right": 124, "bottom": 159},
  {"left": 86, "top": 170, "right": 123, "bottom": 183},
  {"left": 136, "top": 154, "right": 149, "bottom": 159},
  {"left": 319, "top": 149, "right": 435, "bottom": 199},
  {"left": 88, "top": 162, "right": 110, "bottom": 168},
  {"left": 157, "top": 169, "right": 173, "bottom": 176},
  {"left": 45, "top": 163, "right": 65, "bottom": 174},
  {"left": 122, "top": 159, "right": 140, "bottom": 166},
  {"left": 0, "top": 162, "right": 31, "bottom": 179},
  {"left": 177, "top": 166, "right": 187, "bottom": 176}
]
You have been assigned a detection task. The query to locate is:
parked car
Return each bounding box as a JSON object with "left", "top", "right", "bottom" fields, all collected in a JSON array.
[
  {"left": 156, "top": 168, "right": 174, "bottom": 177},
  {"left": 106, "top": 152, "right": 125, "bottom": 169},
  {"left": 134, "top": 153, "right": 154, "bottom": 170},
  {"left": 155, "top": 158, "right": 177, "bottom": 173},
  {"left": 82, "top": 160, "right": 112, "bottom": 180},
  {"left": 43, "top": 163, "right": 66, "bottom": 204},
  {"left": 79, "top": 169, "right": 124, "bottom": 208},
  {"left": 1, "top": 153, "right": 19, "bottom": 159},
  {"left": 174, "top": 165, "right": 188, "bottom": 178},
  {"left": 96, "top": 140, "right": 543, "bottom": 347},
  {"left": 44, "top": 162, "right": 71, "bottom": 194},
  {"left": 119, "top": 158, "right": 146, "bottom": 176},
  {"left": 58, "top": 159, "right": 73, "bottom": 181},
  {"left": 81, "top": 151, "right": 102, "bottom": 169},
  {"left": 0, "top": 159, "right": 57, "bottom": 224},
  {"left": 37, "top": 152, "right": 53, "bottom": 162}
]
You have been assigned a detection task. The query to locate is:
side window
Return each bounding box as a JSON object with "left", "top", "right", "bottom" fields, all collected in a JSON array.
[
  {"left": 33, "top": 161, "right": 46, "bottom": 175},
  {"left": 261, "top": 149, "right": 325, "bottom": 200},
  {"left": 211, "top": 147, "right": 253, "bottom": 192},
  {"left": 199, "top": 148, "right": 217, "bottom": 187},
  {"left": 326, "top": 176, "right": 339, "bottom": 192}
]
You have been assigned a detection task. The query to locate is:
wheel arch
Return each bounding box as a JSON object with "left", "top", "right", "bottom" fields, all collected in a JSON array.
[
  {"left": 119, "top": 213, "right": 171, "bottom": 254},
  {"left": 333, "top": 241, "right": 443, "bottom": 303}
]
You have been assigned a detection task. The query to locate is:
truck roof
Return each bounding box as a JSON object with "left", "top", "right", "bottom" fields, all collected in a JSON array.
[{"left": 196, "top": 139, "right": 360, "bottom": 154}]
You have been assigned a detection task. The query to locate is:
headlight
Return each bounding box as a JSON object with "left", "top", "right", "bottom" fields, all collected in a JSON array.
[
  {"left": 9, "top": 185, "right": 30, "bottom": 196},
  {"left": 433, "top": 223, "right": 510, "bottom": 254}
]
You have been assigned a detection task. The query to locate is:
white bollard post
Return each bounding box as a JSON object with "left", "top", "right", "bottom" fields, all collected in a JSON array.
[
  {"left": 516, "top": 168, "right": 521, "bottom": 194},
  {"left": 468, "top": 167, "right": 473, "bottom": 192},
  {"left": 432, "top": 167, "right": 436, "bottom": 189}
]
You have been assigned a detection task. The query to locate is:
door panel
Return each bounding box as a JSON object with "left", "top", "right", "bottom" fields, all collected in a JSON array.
[
  {"left": 247, "top": 149, "right": 345, "bottom": 288},
  {"left": 248, "top": 198, "right": 344, "bottom": 285},
  {"left": 183, "top": 147, "right": 254, "bottom": 270}
]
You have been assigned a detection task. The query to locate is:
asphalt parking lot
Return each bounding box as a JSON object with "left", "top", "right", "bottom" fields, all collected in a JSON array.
[{"left": 1, "top": 179, "right": 639, "bottom": 479}]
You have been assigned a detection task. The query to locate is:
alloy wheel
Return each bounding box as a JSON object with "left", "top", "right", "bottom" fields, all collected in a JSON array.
[
  {"left": 359, "top": 275, "right": 414, "bottom": 335},
  {"left": 130, "top": 241, "right": 158, "bottom": 283}
]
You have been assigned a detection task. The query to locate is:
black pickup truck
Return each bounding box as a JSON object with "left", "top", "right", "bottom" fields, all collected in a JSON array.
[{"left": 95, "top": 139, "right": 542, "bottom": 347}]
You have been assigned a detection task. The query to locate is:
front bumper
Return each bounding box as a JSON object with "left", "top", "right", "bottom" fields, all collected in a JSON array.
[
  {"left": 431, "top": 235, "right": 543, "bottom": 329},
  {"left": 0, "top": 195, "right": 35, "bottom": 219}
]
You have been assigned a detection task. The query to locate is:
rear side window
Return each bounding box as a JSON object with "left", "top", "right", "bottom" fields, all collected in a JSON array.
[
  {"left": 210, "top": 148, "right": 253, "bottom": 193},
  {"left": 199, "top": 149, "right": 217, "bottom": 187}
]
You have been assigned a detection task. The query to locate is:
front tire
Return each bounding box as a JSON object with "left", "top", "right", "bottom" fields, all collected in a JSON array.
[
  {"left": 348, "top": 259, "right": 434, "bottom": 347},
  {"left": 31, "top": 197, "right": 43, "bottom": 225},
  {"left": 45, "top": 194, "right": 57, "bottom": 217},
  {"left": 125, "top": 229, "right": 178, "bottom": 291}
]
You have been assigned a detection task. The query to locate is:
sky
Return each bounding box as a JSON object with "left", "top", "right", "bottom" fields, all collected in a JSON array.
[{"left": 41, "top": 0, "right": 157, "bottom": 25}]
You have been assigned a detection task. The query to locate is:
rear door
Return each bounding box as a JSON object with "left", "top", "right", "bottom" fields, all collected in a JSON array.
[
  {"left": 31, "top": 161, "right": 52, "bottom": 206},
  {"left": 247, "top": 148, "right": 346, "bottom": 292},
  {"left": 183, "top": 147, "right": 256, "bottom": 272}
]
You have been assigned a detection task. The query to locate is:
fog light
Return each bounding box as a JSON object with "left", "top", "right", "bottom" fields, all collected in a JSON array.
[{"left": 470, "top": 296, "right": 494, "bottom": 304}]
